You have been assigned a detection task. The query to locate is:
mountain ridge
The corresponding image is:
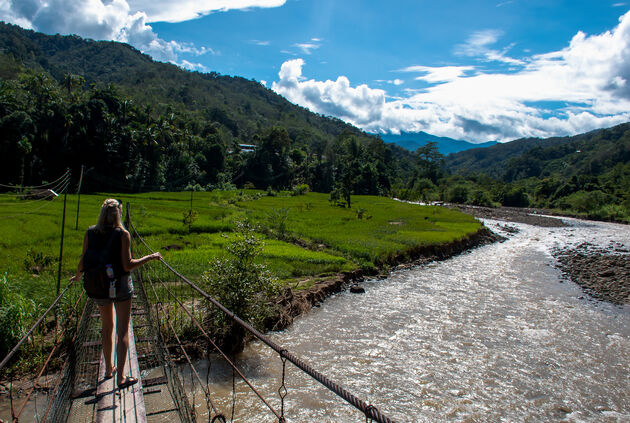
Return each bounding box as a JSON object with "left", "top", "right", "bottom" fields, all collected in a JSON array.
[{"left": 380, "top": 131, "right": 497, "bottom": 155}]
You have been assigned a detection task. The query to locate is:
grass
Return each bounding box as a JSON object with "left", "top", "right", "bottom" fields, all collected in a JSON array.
[
  {"left": 240, "top": 193, "right": 482, "bottom": 264},
  {"left": 0, "top": 190, "right": 482, "bottom": 305}
]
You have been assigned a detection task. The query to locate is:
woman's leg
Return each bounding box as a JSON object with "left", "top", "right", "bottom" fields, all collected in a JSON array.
[
  {"left": 114, "top": 298, "right": 132, "bottom": 381},
  {"left": 97, "top": 303, "right": 115, "bottom": 377}
]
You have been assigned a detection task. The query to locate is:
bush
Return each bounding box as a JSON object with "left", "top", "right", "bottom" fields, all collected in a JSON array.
[
  {"left": 0, "top": 275, "right": 38, "bottom": 359},
  {"left": 559, "top": 190, "right": 610, "bottom": 214},
  {"left": 200, "top": 222, "right": 280, "bottom": 353},
  {"left": 469, "top": 189, "right": 493, "bottom": 207},
  {"left": 291, "top": 184, "right": 310, "bottom": 196}
]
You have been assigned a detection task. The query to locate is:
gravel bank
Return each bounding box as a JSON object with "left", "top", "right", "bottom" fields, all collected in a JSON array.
[{"left": 554, "top": 242, "right": 630, "bottom": 305}]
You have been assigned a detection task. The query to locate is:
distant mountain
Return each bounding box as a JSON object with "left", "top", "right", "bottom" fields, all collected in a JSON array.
[
  {"left": 380, "top": 131, "right": 497, "bottom": 155},
  {"left": 444, "top": 123, "right": 630, "bottom": 181}
]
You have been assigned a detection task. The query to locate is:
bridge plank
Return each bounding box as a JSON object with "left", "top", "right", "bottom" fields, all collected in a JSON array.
[{"left": 95, "top": 315, "right": 147, "bottom": 423}]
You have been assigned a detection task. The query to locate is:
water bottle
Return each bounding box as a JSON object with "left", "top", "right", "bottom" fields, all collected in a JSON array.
[
  {"left": 105, "top": 264, "right": 114, "bottom": 279},
  {"left": 106, "top": 264, "right": 116, "bottom": 298},
  {"left": 109, "top": 280, "right": 116, "bottom": 299}
]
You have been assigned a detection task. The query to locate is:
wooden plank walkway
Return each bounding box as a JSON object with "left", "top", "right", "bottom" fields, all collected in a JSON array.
[{"left": 95, "top": 315, "right": 147, "bottom": 423}]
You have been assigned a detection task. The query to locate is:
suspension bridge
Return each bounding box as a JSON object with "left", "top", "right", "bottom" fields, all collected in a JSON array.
[{"left": 0, "top": 178, "right": 397, "bottom": 422}]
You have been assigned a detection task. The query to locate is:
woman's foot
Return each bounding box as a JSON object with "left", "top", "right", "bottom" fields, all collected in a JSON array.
[
  {"left": 117, "top": 376, "right": 138, "bottom": 389},
  {"left": 104, "top": 366, "right": 116, "bottom": 380}
]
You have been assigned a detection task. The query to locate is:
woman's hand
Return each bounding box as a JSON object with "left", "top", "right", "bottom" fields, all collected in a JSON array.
[
  {"left": 70, "top": 272, "right": 82, "bottom": 282},
  {"left": 151, "top": 252, "right": 163, "bottom": 261}
]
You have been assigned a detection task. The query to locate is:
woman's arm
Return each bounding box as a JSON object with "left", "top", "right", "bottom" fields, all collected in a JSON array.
[
  {"left": 120, "top": 229, "right": 162, "bottom": 272},
  {"left": 70, "top": 232, "right": 88, "bottom": 282}
]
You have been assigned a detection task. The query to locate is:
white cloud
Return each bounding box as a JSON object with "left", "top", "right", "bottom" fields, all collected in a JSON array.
[
  {"left": 127, "top": 0, "right": 286, "bottom": 23},
  {"left": 272, "top": 12, "right": 630, "bottom": 142},
  {"left": 455, "top": 29, "right": 525, "bottom": 65},
  {"left": 272, "top": 59, "right": 387, "bottom": 125},
  {"left": 496, "top": 1, "right": 515, "bottom": 7},
  {"left": 400, "top": 65, "right": 475, "bottom": 83},
  {"left": 294, "top": 42, "right": 320, "bottom": 55},
  {"left": 0, "top": 0, "right": 215, "bottom": 65},
  {"left": 179, "top": 60, "right": 209, "bottom": 72},
  {"left": 292, "top": 38, "right": 322, "bottom": 55}
]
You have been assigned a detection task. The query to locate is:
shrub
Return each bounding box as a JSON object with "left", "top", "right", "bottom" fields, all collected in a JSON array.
[
  {"left": 23, "top": 249, "right": 54, "bottom": 274},
  {"left": 200, "top": 222, "right": 280, "bottom": 353},
  {"left": 502, "top": 186, "right": 530, "bottom": 207},
  {"left": 470, "top": 189, "right": 493, "bottom": 207},
  {"left": 291, "top": 184, "right": 310, "bottom": 196},
  {"left": 0, "top": 275, "right": 38, "bottom": 359},
  {"left": 266, "top": 207, "right": 290, "bottom": 239}
]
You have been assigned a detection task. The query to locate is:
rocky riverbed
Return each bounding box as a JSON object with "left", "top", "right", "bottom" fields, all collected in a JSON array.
[
  {"left": 448, "top": 204, "right": 568, "bottom": 227},
  {"left": 554, "top": 242, "right": 630, "bottom": 305}
]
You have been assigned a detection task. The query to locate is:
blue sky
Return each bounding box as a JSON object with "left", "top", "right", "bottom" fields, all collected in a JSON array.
[{"left": 3, "top": 0, "right": 630, "bottom": 142}]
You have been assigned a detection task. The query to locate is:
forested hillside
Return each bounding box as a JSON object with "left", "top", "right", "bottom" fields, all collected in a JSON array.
[
  {"left": 0, "top": 22, "right": 415, "bottom": 194},
  {"left": 438, "top": 123, "right": 630, "bottom": 220}
]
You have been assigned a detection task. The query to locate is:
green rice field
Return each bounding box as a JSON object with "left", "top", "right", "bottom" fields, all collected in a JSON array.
[{"left": 0, "top": 190, "right": 482, "bottom": 305}]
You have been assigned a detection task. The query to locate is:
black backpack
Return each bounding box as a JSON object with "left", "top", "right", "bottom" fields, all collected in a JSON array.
[{"left": 82, "top": 228, "right": 119, "bottom": 299}]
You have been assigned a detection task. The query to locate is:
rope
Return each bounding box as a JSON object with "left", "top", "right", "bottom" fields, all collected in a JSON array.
[
  {"left": 128, "top": 213, "right": 397, "bottom": 423},
  {"left": 0, "top": 176, "right": 71, "bottom": 220},
  {"left": 0, "top": 169, "right": 71, "bottom": 190},
  {"left": 135, "top": 266, "right": 196, "bottom": 423}
]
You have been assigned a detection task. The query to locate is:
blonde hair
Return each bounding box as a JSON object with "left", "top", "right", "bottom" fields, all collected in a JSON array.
[{"left": 95, "top": 198, "right": 123, "bottom": 233}]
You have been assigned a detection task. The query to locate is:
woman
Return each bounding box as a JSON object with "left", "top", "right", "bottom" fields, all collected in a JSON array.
[{"left": 71, "top": 199, "right": 162, "bottom": 389}]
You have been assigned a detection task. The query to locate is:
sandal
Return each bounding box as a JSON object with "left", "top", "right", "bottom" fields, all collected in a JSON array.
[
  {"left": 117, "top": 376, "right": 138, "bottom": 389},
  {"left": 104, "top": 366, "right": 116, "bottom": 380}
]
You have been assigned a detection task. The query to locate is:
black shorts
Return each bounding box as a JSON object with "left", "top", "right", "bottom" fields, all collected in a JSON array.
[{"left": 90, "top": 274, "right": 134, "bottom": 306}]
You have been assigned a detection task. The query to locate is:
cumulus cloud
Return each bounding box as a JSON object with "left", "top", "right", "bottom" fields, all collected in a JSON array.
[
  {"left": 272, "top": 59, "right": 387, "bottom": 125},
  {"left": 127, "top": 0, "right": 286, "bottom": 23},
  {"left": 179, "top": 60, "right": 209, "bottom": 72},
  {"left": 273, "top": 12, "right": 630, "bottom": 142},
  {"left": 0, "top": 0, "right": 227, "bottom": 65}
]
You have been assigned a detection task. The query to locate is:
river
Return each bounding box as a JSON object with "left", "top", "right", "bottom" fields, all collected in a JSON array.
[{"left": 194, "top": 217, "right": 630, "bottom": 422}]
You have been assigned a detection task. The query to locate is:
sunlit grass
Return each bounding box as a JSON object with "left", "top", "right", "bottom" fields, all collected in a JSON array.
[{"left": 0, "top": 190, "right": 482, "bottom": 303}]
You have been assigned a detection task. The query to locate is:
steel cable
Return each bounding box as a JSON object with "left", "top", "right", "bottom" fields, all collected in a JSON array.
[{"left": 0, "top": 169, "right": 71, "bottom": 190}]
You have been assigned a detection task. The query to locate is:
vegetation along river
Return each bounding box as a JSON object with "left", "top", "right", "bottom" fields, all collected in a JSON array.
[{"left": 184, "top": 216, "right": 630, "bottom": 422}]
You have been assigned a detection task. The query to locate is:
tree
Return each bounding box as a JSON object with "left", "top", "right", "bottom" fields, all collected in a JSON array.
[{"left": 415, "top": 141, "right": 444, "bottom": 183}]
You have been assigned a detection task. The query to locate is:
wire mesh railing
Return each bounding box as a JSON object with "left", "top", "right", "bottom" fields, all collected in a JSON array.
[{"left": 0, "top": 278, "right": 89, "bottom": 423}]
